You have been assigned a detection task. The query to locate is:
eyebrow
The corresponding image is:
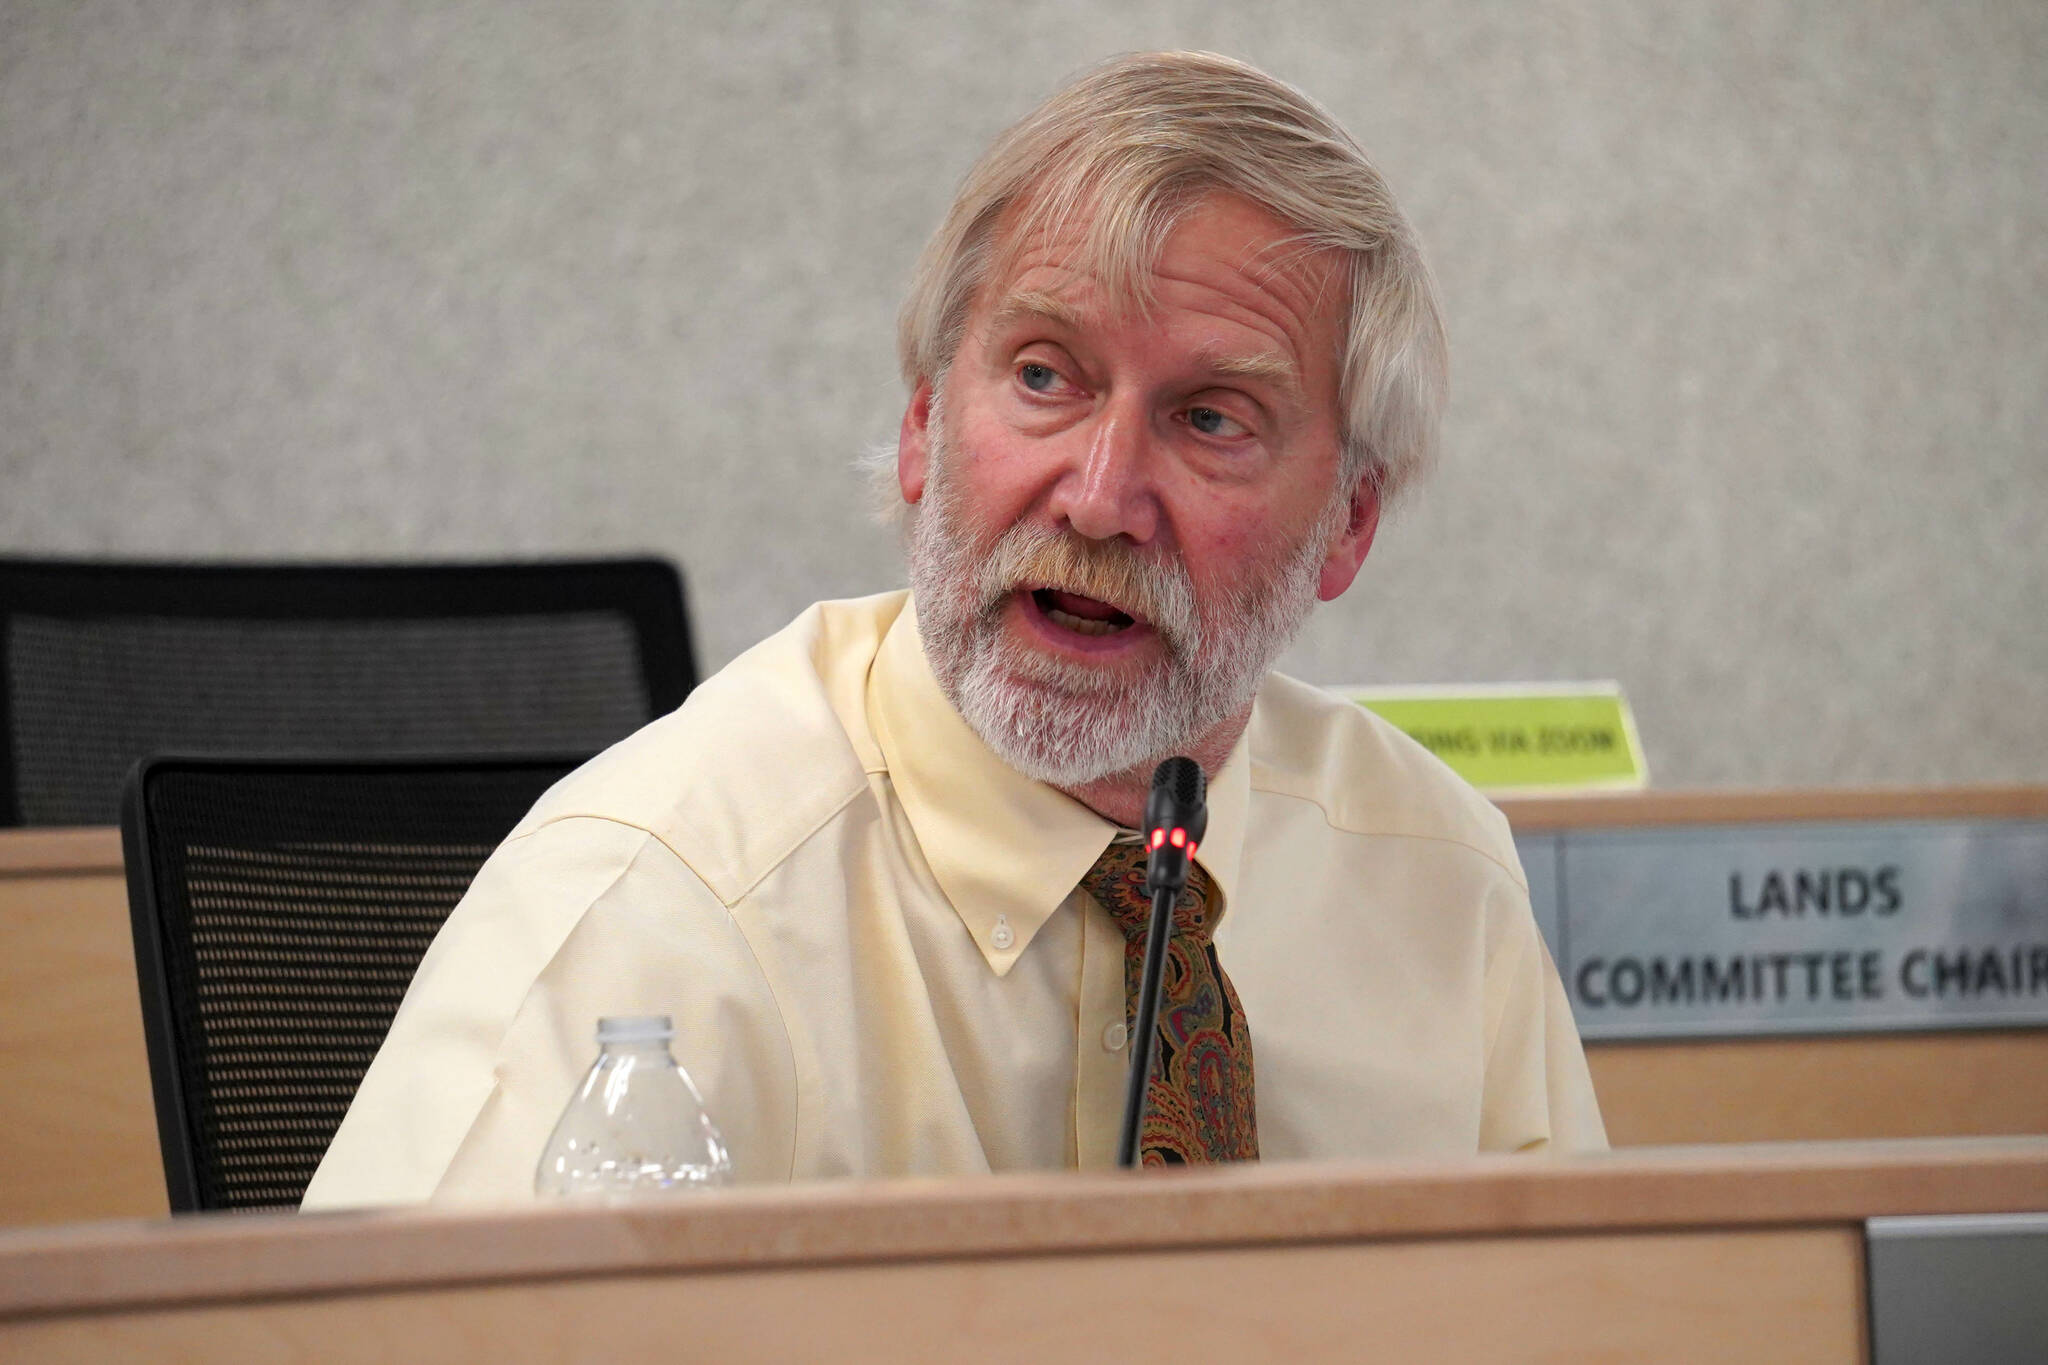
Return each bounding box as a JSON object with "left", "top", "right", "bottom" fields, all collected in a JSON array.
[
  {"left": 984, "top": 289, "right": 1086, "bottom": 337},
  {"left": 1194, "top": 343, "right": 1304, "bottom": 402},
  {"left": 984, "top": 288, "right": 1307, "bottom": 403}
]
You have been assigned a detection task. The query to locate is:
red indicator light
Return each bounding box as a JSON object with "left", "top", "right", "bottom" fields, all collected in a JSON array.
[
  {"left": 1187, "top": 841, "right": 1198, "bottom": 858},
  {"left": 1169, "top": 828, "right": 1186, "bottom": 848},
  {"left": 1149, "top": 829, "right": 1165, "bottom": 850}
]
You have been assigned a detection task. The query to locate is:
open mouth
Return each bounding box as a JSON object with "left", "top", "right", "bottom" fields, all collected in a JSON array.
[{"left": 1031, "top": 587, "right": 1139, "bottom": 638}]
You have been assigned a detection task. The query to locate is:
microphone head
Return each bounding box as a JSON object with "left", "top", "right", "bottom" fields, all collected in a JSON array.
[
  {"left": 1144, "top": 757, "right": 1208, "bottom": 846},
  {"left": 1153, "top": 756, "right": 1203, "bottom": 808}
]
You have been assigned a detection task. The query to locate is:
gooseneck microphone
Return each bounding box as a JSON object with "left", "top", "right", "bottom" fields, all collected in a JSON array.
[{"left": 1116, "top": 756, "right": 1208, "bottom": 1169}]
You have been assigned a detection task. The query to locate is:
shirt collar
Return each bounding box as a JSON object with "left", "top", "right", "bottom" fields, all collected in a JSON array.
[{"left": 867, "top": 595, "right": 1248, "bottom": 977}]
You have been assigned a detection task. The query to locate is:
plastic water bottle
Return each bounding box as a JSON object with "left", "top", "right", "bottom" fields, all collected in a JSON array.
[{"left": 534, "top": 1015, "right": 733, "bottom": 1198}]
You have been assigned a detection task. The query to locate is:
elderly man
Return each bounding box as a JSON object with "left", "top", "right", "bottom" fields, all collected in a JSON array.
[{"left": 304, "top": 51, "right": 1603, "bottom": 1208}]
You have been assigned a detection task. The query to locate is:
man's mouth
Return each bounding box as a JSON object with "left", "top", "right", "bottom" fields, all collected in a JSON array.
[{"left": 1031, "top": 587, "right": 1139, "bottom": 638}]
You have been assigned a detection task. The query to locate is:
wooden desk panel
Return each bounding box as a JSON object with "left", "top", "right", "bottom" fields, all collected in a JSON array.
[
  {"left": 0, "top": 829, "right": 165, "bottom": 1226},
  {"left": 0, "top": 1228, "right": 1865, "bottom": 1364},
  {"left": 1590, "top": 1030, "right": 2048, "bottom": 1145},
  {"left": 13, "top": 1139, "right": 2045, "bottom": 1363}
]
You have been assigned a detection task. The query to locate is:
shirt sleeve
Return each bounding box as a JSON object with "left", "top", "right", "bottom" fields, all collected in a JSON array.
[
  {"left": 300, "top": 816, "right": 796, "bottom": 1210},
  {"left": 1477, "top": 894, "right": 1609, "bottom": 1154}
]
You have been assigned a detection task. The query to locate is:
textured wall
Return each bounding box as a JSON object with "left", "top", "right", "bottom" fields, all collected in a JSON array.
[{"left": 4, "top": 1, "right": 2044, "bottom": 787}]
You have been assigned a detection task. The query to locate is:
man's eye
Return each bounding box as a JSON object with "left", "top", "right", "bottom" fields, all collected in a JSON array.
[
  {"left": 1188, "top": 406, "right": 1242, "bottom": 437},
  {"left": 1019, "top": 363, "right": 1058, "bottom": 392}
]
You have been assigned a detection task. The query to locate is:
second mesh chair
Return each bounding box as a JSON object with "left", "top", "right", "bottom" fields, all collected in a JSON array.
[
  {"left": 121, "top": 755, "right": 582, "bottom": 1213},
  {"left": 0, "top": 557, "right": 695, "bottom": 827}
]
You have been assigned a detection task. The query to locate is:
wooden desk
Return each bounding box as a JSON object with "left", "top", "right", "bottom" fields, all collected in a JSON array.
[
  {"left": 0, "top": 829, "right": 163, "bottom": 1227},
  {"left": 2, "top": 1139, "right": 2043, "bottom": 1362}
]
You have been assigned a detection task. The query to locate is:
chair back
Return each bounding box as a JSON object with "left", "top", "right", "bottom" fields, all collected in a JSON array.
[
  {"left": 121, "top": 754, "right": 581, "bottom": 1212},
  {"left": 0, "top": 558, "right": 693, "bottom": 826}
]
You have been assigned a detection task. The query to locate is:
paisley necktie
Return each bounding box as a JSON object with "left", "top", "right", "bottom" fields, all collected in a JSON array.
[{"left": 1080, "top": 841, "right": 1258, "bottom": 1164}]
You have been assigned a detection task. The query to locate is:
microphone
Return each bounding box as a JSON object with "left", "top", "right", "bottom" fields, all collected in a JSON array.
[
  {"left": 1142, "top": 755, "right": 1208, "bottom": 898},
  {"left": 1116, "top": 756, "right": 1207, "bottom": 1169}
]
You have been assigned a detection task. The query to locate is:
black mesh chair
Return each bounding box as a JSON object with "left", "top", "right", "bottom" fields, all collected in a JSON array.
[
  {"left": 0, "top": 558, "right": 695, "bottom": 826},
  {"left": 121, "top": 754, "right": 582, "bottom": 1212}
]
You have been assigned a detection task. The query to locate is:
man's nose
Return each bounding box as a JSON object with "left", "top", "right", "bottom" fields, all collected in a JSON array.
[{"left": 1046, "top": 406, "right": 1160, "bottom": 544}]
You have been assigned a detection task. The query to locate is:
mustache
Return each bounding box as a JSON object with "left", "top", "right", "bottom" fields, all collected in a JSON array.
[{"left": 973, "top": 522, "right": 1199, "bottom": 647}]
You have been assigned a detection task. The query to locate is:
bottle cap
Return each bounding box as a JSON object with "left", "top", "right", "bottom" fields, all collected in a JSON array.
[{"left": 596, "top": 1015, "right": 674, "bottom": 1044}]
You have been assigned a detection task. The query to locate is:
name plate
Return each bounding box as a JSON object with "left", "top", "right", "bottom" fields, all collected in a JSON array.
[{"left": 1515, "top": 820, "right": 2048, "bottom": 1039}]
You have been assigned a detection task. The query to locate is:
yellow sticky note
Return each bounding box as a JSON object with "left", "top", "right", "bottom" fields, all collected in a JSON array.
[{"left": 1340, "top": 682, "right": 1647, "bottom": 794}]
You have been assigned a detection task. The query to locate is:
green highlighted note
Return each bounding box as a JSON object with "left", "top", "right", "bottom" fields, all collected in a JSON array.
[{"left": 1341, "top": 683, "right": 1647, "bottom": 793}]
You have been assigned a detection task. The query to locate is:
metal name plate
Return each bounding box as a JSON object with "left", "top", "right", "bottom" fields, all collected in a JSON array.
[
  {"left": 1513, "top": 820, "right": 2048, "bottom": 1040},
  {"left": 1867, "top": 1215, "right": 2048, "bottom": 1365}
]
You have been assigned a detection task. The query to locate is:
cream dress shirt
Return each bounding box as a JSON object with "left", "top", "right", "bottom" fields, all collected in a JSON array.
[{"left": 302, "top": 591, "right": 1604, "bottom": 1209}]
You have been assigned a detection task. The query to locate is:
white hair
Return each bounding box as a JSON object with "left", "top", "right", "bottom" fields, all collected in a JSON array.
[{"left": 890, "top": 50, "right": 1448, "bottom": 512}]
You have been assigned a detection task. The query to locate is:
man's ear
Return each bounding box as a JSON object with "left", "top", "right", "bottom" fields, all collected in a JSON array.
[
  {"left": 1316, "top": 478, "right": 1382, "bottom": 602},
  {"left": 897, "top": 381, "right": 933, "bottom": 506}
]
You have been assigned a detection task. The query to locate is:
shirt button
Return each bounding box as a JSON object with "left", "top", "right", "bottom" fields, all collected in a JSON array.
[
  {"left": 990, "top": 916, "right": 1015, "bottom": 950},
  {"left": 1103, "top": 1021, "right": 1128, "bottom": 1052}
]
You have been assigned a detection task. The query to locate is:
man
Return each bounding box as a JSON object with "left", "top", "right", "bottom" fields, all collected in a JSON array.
[{"left": 304, "top": 51, "right": 1603, "bottom": 1209}]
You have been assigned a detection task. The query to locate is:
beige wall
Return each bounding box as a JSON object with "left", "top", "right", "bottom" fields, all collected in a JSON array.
[{"left": 4, "top": 0, "right": 2044, "bottom": 787}]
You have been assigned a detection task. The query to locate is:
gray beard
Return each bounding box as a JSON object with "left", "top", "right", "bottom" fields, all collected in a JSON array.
[{"left": 905, "top": 413, "right": 1341, "bottom": 788}]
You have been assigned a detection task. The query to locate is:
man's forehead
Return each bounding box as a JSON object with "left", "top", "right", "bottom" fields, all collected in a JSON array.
[{"left": 973, "top": 198, "right": 1344, "bottom": 399}]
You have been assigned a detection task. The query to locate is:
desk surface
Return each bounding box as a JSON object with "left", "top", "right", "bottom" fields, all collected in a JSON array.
[
  {"left": 0, "top": 826, "right": 121, "bottom": 874},
  {"left": 5, "top": 1137, "right": 2046, "bottom": 1317},
  {"left": 1495, "top": 783, "right": 2048, "bottom": 828}
]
